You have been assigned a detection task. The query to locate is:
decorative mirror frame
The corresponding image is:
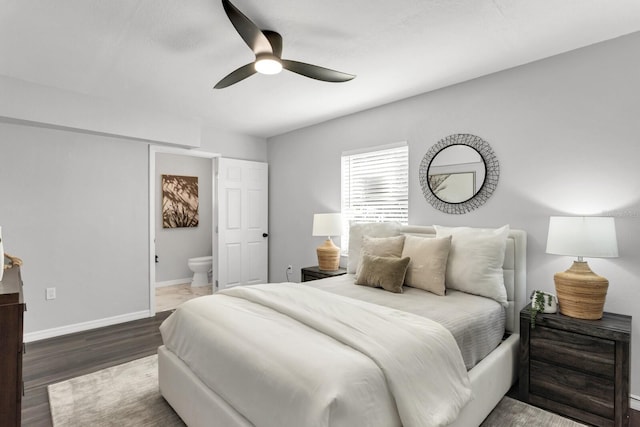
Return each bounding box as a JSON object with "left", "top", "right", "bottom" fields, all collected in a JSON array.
[{"left": 419, "top": 134, "right": 499, "bottom": 214}]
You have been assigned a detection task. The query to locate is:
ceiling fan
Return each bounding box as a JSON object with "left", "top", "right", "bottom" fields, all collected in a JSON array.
[{"left": 214, "top": 0, "right": 356, "bottom": 89}]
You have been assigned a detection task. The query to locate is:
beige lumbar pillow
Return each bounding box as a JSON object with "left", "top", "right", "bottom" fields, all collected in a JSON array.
[
  {"left": 355, "top": 253, "right": 411, "bottom": 293},
  {"left": 401, "top": 235, "right": 452, "bottom": 296}
]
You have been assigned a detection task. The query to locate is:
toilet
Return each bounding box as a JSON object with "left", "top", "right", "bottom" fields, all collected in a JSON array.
[{"left": 187, "top": 256, "right": 213, "bottom": 287}]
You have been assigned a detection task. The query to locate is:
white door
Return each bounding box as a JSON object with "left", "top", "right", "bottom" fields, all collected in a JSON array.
[{"left": 217, "top": 158, "right": 268, "bottom": 289}]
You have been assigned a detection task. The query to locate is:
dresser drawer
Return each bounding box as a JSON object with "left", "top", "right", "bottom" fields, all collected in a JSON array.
[
  {"left": 530, "top": 325, "right": 615, "bottom": 378},
  {"left": 530, "top": 359, "right": 614, "bottom": 419},
  {"left": 0, "top": 266, "right": 25, "bottom": 427}
]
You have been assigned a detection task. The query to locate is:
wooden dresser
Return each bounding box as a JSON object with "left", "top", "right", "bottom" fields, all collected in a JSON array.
[
  {"left": 519, "top": 304, "right": 631, "bottom": 427},
  {"left": 0, "top": 266, "right": 25, "bottom": 427}
]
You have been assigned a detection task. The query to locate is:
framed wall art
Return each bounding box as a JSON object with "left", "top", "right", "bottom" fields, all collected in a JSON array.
[{"left": 162, "top": 174, "right": 199, "bottom": 228}]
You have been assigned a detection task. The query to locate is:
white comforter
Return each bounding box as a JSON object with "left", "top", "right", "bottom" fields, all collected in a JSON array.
[{"left": 160, "top": 283, "right": 471, "bottom": 427}]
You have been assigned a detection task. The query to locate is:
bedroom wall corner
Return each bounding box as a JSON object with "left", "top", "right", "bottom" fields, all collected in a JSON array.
[
  {"left": 199, "top": 125, "right": 268, "bottom": 162},
  {"left": 266, "top": 31, "right": 640, "bottom": 399}
]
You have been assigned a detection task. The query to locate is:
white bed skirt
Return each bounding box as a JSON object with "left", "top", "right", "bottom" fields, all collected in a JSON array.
[{"left": 158, "top": 333, "right": 518, "bottom": 427}]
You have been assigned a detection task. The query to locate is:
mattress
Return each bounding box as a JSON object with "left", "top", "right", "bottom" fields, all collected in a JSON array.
[{"left": 305, "top": 273, "right": 506, "bottom": 369}]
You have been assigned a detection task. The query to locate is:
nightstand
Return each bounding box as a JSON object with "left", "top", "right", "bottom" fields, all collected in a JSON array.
[
  {"left": 301, "top": 266, "right": 347, "bottom": 282},
  {"left": 519, "top": 304, "right": 632, "bottom": 427}
]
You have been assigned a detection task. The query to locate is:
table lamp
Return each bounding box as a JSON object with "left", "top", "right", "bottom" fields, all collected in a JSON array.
[
  {"left": 545, "top": 216, "right": 618, "bottom": 319},
  {"left": 312, "top": 213, "right": 342, "bottom": 271}
]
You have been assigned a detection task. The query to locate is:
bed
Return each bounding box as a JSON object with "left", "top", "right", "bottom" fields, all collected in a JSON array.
[{"left": 158, "top": 224, "right": 527, "bottom": 427}]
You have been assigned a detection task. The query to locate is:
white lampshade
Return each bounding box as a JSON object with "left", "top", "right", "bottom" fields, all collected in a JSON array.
[
  {"left": 546, "top": 216, "right": 618, "bottom": 259},
  {"left": 312, "top": 213, "right": 342, "bottom": 238}
]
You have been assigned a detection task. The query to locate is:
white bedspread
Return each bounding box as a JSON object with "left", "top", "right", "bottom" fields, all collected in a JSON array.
[
  {"left": 160, "top": 283, "right": 471, "bottom": 427},
  {"left": 305, "top": 274, "right": 506, "bottom": 370}
]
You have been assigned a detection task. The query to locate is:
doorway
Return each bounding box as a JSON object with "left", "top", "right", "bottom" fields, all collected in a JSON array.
[{"left": 149, "top": 146, "right": 219, "bottom": 315}]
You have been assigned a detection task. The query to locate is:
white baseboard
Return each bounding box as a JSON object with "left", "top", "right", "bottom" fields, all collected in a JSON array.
[
  {"left": 155, "top": 278, "right": 192, "bottom": 288},
  {"left": 23, "top": 310, "right": 151, "bottom": 343},
  {"left": 631, "top": 394, "right": 640, "bottom": 411}
]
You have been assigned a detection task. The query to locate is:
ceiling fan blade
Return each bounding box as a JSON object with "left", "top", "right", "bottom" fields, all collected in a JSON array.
[
  {"left": 214, "top": 63, "right": 256, "bottom": 89},
  {"left": 263, "top": 30, "right": 282, "bottom": 58},
  {"left": 221, "top": 0, "right": 273, "bottom": 55},
  {"left": 281, "top": 60, "right": 355, "bottom": 82}
]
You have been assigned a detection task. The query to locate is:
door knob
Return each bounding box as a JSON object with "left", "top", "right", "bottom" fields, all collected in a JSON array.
[{"left": 262, "top": 233, "right": 269, "bottom": 238}]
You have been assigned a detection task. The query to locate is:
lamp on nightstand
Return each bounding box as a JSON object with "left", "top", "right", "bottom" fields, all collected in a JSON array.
[
  {"left": 312, "top": 213, "right": 342, "bottom": 271},
  {"left": 545, "top": 216, "right": 618, "bottom": 320}
]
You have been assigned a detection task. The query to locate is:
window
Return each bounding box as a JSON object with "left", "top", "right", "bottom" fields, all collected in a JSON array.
[{"left": 341, "top": 143, "right": 409, "bottom": 251}]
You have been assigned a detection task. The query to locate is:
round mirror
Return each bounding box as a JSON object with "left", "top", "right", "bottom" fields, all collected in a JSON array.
[
  {"left": 428, "top": 145, "right": 485, "bottom": 203},
  {"left": 419, "top": 134, "right": 499, "bottom": 214}
]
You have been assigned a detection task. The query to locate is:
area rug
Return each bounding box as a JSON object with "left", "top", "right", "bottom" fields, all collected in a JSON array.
[
  {"left": 49, "top": 355, "right": 586, "bottom": 427},
  {"left": 48, "top": 355, "right": 184, "bottom": 427},
  {"left": 481, "top": 396, "right": 586, "bottom": 427}
]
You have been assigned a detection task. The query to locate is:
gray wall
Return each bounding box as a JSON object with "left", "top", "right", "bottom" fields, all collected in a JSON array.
[
  {"left": 0, "top": 121, "right": 266, "bottom": 336},
  {"left": 267, "top": 32, "right": 640, "bottom": 399},
  {"left": 155, "top": 153, "right": 213, "bottom": 283},
  {"left": 0, "top": 122, "right": 149, "bottom": 334},
  {"left": 200, "top": 125, "right": 267, "bottom": 162}
]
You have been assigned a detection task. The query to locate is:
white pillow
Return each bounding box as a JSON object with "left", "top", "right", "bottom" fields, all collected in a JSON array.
[
  {"left": 434, "top": 225, "right": 510, "bottom": 306},
  {"left": 347, "top": 222, "right": 402, "bottom": 273},
  {"left": 401, "top": 235, "right": 451, "bottom": 296}
]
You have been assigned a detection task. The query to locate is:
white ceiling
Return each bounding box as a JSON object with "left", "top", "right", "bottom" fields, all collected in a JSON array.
[{"left": 1, "top": 0, "right": 640, "bottom": 138}]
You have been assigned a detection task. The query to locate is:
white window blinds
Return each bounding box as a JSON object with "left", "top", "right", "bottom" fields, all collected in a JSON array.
[{"left": 341, "top": 143, "right": 409, "bottom": 250}]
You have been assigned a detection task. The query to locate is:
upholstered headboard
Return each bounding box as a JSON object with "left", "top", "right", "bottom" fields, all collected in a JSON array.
[
  {"left": 349, "top": 224, "right": 527, "bottom": 334},
  {"left": 399, "top": 225, "right": 527, "bottom": 334}
]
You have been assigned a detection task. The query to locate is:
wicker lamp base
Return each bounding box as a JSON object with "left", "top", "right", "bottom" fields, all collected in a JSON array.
[
  {"left": 316, "top": 238, "right": 340, "bottom": 271},
  {"left": 554, "top": 261, "right": 608, "bottom": 320}
]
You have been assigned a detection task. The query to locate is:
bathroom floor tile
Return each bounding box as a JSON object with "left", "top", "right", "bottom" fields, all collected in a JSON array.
[{"left": 156, "top": 283, "right": 213, "bottom": 312}]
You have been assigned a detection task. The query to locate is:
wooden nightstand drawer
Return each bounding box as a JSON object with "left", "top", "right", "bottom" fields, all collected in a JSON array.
[
  {"left": 302, "top": 270, "right": 324, "bottom": 282},
  {"left": 520, "top": 304, "right": 631, "bottom": 427},
  {"left": 530, "top": 326, "right": 615, "bottom": 378},
  {"left": 301, "top": 266, "right": 347, "bottom": 282},
  {"left": 530, "top": 359, "right": 614, "bottom": 419}
]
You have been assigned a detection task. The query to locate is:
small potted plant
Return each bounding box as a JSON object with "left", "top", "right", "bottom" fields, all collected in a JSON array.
[{"left": 529, "top": 290, "right": 557, "bottom": 329}]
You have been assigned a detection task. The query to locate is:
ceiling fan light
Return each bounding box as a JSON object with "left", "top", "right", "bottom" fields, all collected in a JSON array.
[{"left": 255, "top": 55, "right": 282, "bottom": 75}]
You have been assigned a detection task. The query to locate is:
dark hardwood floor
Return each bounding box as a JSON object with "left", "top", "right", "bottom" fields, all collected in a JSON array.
[
  {"left": 21, "top": 310, "right": 640, "bottom": 426},
  {"left": 21, "top": 310, "right": 171, "bottom": 426}
]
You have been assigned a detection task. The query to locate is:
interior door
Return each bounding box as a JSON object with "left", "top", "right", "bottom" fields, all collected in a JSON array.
[{"left": 217, "top": 158, "right": 268, "bottom": 289}]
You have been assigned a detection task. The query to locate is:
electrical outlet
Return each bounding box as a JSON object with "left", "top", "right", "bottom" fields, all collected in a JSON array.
[{"left": 46, "top": 287, "right": 56, "bottom": 300}]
